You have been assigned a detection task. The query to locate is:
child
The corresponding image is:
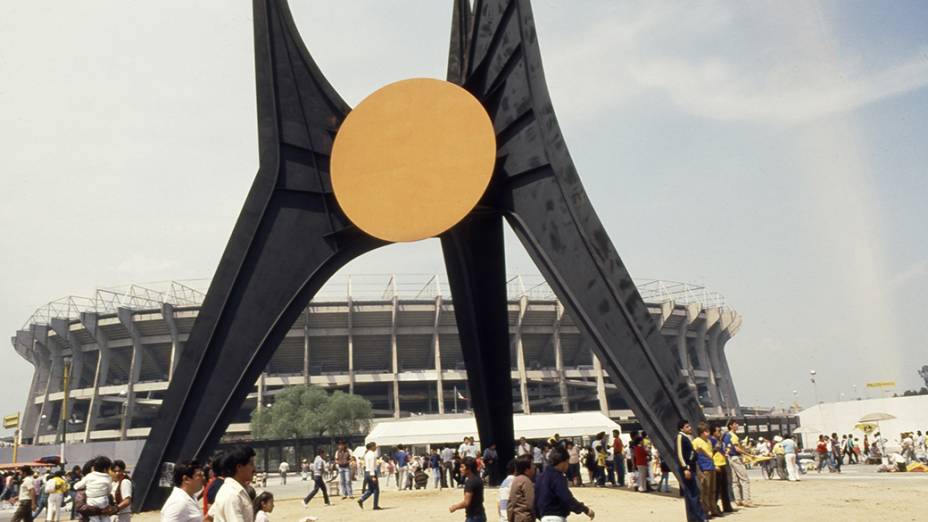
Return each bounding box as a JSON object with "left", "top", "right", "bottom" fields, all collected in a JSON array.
[
  {"left": 254, "top": 491, "right": 274, "bottom": 522},
  {"left": 74, "top": 456, "right": 113, "bottom": 522}
]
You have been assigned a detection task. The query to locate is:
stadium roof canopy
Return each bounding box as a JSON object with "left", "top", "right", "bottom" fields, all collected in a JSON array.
[{"left": 365, "top": 412, "right": 620, "bottom": 446}]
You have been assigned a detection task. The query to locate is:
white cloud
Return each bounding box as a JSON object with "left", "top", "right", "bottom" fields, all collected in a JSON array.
[
  {"left": 539, "top": 2, "right": 928, "bottom": 126},
  {"left": 629, "top": 49, "right": 928, "bottom": 124}
]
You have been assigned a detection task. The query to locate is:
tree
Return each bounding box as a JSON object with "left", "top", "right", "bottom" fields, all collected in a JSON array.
[{"left": 250, "top": 385, "right": 372, "bottom": 439}]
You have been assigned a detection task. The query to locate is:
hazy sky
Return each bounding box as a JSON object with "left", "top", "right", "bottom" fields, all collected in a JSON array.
[{"left": 1, "top": 1, "right": 927, "bottom": 434}]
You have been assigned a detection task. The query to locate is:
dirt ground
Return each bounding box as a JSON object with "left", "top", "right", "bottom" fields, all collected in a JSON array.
[{"left": 134, "top": 469, "right": 928, "bottom": 522}]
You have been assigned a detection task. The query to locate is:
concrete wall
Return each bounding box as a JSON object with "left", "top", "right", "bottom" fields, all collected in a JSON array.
[
  {"left": 797, "top": 394, "right": 928, "bottom": 449},
  {"left": 0, "top": 440, "right": 145, "bottom": 470}
]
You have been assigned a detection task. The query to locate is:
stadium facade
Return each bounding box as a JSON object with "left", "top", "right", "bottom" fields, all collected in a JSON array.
[{"left": 11, "top": 275, "right": 741, "bottom": 444}]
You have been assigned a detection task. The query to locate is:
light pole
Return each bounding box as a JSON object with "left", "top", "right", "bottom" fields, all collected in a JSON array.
[
  {"left": 810, "top": 369, "right": 824, "bottom": 438},
  {"left": 809, "top": 370, "right": 819, "bottom": 404}
]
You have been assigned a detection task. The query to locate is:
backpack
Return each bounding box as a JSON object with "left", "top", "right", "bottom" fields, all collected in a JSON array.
[{"left": 45, "top": 479, "right": 57, "bottom": 494}]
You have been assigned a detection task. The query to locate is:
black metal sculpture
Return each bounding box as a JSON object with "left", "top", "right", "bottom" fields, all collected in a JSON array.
[{"left": 133, "top": 0, "right": 704, "bottom": 511}]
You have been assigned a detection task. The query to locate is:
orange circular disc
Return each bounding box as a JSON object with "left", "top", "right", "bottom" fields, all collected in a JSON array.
[{"left": 330, "top": 78, "right": 496, "bottom": 243}]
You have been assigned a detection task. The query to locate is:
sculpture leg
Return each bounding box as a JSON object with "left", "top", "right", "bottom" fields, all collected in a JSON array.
[
  {"left": 441, "top": 211, "right": 514, "bottom": 486},
  {"left": 133, "top": 0, "right": 386, "bottom": 510},
  {"left": 457, "top": 0, "right": 704, "bottom": 481}
]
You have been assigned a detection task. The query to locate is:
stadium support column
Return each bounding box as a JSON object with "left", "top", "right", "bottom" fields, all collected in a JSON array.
[
  {"left": 162, "top": 304, "right": 181, "bottom": 382},
  {"left": 433, "top": 295, "right": 445, "bottom": 414},
  {"left": 117, "top": 308, "right": 143, "bottom": 440},
  {"left": 257, "top": 373, "right": 266, "bottom": 411},
  {"left": 14, "top": 329, "right": 42, "bottom": 444},
  {"left": 678, "top": 305, "right": 698, "bottom": 392},
  {"left": 391, "top": 295, "right": 400, "bottom": 418},
  {"left": 33, "top": 325, "right": 59, "bottom": 440},
  {"left": 302, "top": 308, "right": 310, "bottom": 386},
  {"left": 705, "top": 308, "right": 728, "bottom": 414},
  {"left": 50, "top": 318, "right": 84, "bottom": 440},
  {"left": 591, "top": 351, "right": 609, "bottom": 416},
  {"left": 553, "top": 300, "right": 569, "bottom": 413},
  {"left": 696, "top": 308, "right": 722, "bottom": 411},
  {"left": 718, "top": 311, "right": 742, "bottom": 415},
  {"left": 514, "top": 296, "right": 530, "bottom": 414},
  {"left": 80, "top": 312, "right": 110, "bottom": 443}
]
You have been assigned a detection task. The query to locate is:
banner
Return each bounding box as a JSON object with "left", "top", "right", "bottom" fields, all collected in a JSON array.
[
  {"left": 865, "top": 381, "right": 896, "bottom": 389},
  {"left": 2, "top": 413, "right": 19, "bottom": 430}
]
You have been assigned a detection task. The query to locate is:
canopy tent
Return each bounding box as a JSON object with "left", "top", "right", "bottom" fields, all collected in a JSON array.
[{"left": 365, "top": 412, "right": 620, "bottom": 446}]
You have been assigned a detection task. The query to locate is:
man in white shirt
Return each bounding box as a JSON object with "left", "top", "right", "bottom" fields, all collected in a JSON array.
[
  {"left": 161, "top": 460, "right": 205, "bottom": 522},
  {"left": 11, "top": 465, "right": 35, "bottom": 522},
  {"left": 302, "top": 449, "right": 331, "bottom": 506},
  {"left": 357, "top": 442, "right": 382, "bottom": 510},
  {"left": 111, "top": 460, "right": 133, "bottom": 522},
  {"left": 458, "top": 437, "right": 477, "bottom": 459},
  {"left": 278, "top": 460, "right": 289, "bottom": 486},
  {"left": 209, "top": 446, "right": 256, "bottom": 522},
  {"left": 517, "top": 437, "right": 531, "bottom": 457}
]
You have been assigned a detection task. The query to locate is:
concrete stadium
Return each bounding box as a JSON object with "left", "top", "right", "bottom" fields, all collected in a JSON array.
[{"left": 11, "top": 274, "right": 741, "bottom": 444}]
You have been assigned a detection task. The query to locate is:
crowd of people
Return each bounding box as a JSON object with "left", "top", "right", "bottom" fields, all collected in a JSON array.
[
  {"left": 8, "top": 420, "right": 920, "bottom": 522},
  {"left": 1, "top": 457, "right": 133, "bottom": 522}
]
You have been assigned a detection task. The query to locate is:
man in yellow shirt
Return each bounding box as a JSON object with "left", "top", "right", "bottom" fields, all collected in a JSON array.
[
  {"left": 710, "top": 425, "right": 734, "bottom": 513},
  {"left": 723, "top": 421, "right": 754, "bottom": 507},
  {"left": 692, "top": 423, "right": 721, "bottom": 518}
]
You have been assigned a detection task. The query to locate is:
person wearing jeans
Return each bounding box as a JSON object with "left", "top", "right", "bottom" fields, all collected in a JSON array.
[
  {"left": 303, "top": 449, "right": 331, "bottom": 507},
  {"left": 335, "top": 441, "right": 353, "bottom": 499},
  {"left": 611, "top": 429, "right": 625, "bottom": 487}
]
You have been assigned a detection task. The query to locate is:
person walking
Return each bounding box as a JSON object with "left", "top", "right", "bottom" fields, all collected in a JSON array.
[
  {"left": 161, "top": 460, "right": 205, "bottom": 522},
  {"left": 723, "top": 420, "right": 754, "bottom": 508},
  {"left": 710, "top": 425, "right": 735, "bottom": 514},
  {"left": 676, "top": 421, "right": 705, "bottom": 522},
  {"left": 335, "top": 441, "right": 353, "bottom": 499},
  {"left": 449, "top": 457, "right": 485, "bottom": 522},
  {"left": 303, "top": 449, "right": 331, "bottom": 507},
  {"left": 692, "top": 423, "right": 721, "bottom": 518},
  {"left": 830, "top": 433, "right": 843, "bottom": 472},
  {"left": 12, "top": 466, "right": 35, "bottom": 522},
  {"left": 44, "top": 470, "right": 68, "bottom": 522},
  {"left": 534, "top": 446, "right": 594, "bottom": 521},
  {"left": 357, "top": 442, "right": 382, "bottom": 510}
]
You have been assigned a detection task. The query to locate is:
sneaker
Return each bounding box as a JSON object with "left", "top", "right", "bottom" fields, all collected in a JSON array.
[
  {"left": 373, "top": 506, "right": 383, "bottom": 510},
  {"left": 357, "top": 499, "right": 364, "bottom": 509}
]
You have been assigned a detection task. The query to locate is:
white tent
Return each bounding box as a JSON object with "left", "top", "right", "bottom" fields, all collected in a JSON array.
[{"left": 365, "top": 412, "right": 620, "bottom": 446}]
